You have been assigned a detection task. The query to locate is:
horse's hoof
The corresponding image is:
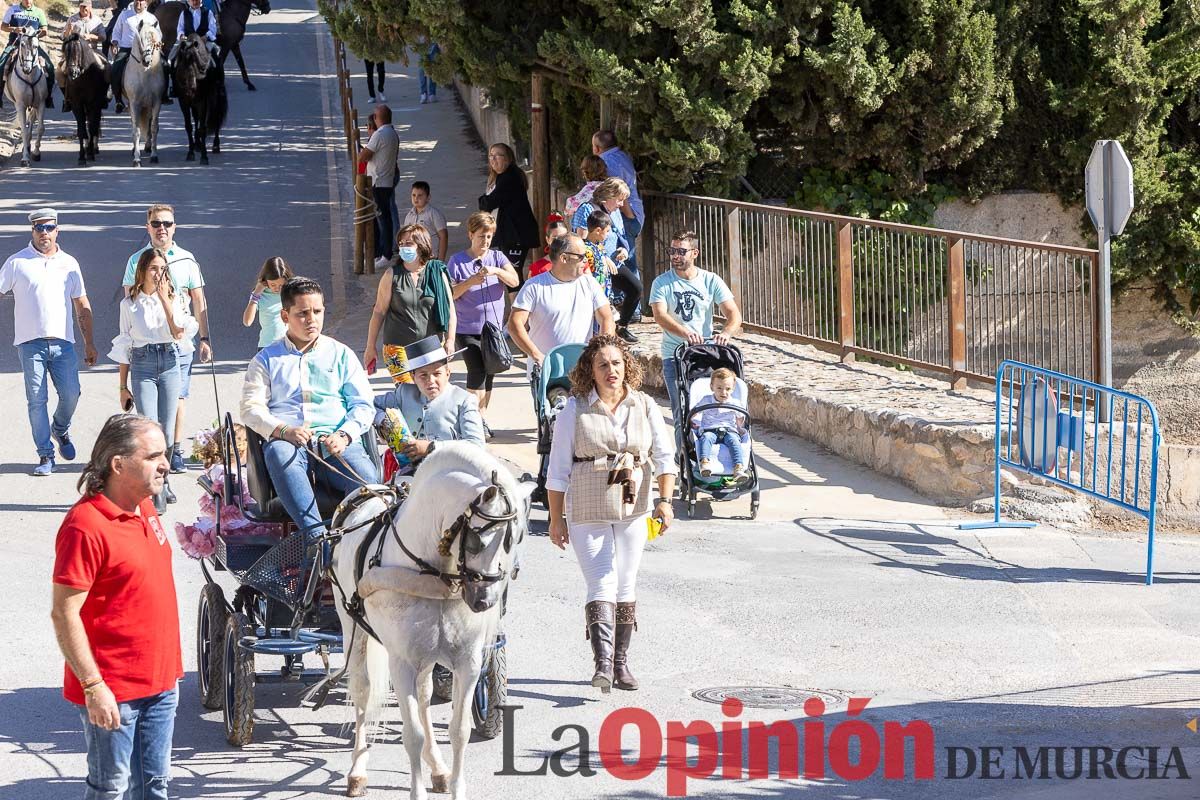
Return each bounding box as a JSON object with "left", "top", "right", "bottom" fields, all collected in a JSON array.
[
  {"left": 150, "top": 155, "right": 159, "bottom": 164},
  {"left": 186, "top": 151, "right": 195, "bottom": 161},
  {"left": 201, "top": 155, "right": 209, "bottom": 165},
  {"left": 20, "top": 159, "right": 29, "bottom": 167},
  {"left": 246, "top": 82, "right": 257, "bottom": 91},
  {"left": 32, "top": 153, "right": 40, "bottom": 162},
  {"left": 77, "top": 158, "right": 86, "bottom": 166},
  {"left": 345, "top": 776, "right": 368, "bottom": 797},
  {"left": 212, "top": 144, "right": 220, "bottom": 153},
  {"left": 430, "top": 774, "right": 449, "bottom": 793}
]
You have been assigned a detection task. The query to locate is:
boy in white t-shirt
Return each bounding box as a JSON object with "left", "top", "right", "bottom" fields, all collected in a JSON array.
[{"left": 402, "top": 180, "right": 449, "bottom": 261}]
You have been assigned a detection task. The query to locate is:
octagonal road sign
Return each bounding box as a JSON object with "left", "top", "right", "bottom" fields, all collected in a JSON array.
[{"left": 1085, "top": 140, "right": 1135, "bottom": 236}]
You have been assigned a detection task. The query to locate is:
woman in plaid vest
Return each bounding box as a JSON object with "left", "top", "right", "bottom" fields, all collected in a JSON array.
[{"left": 546, "top": 334, "right": 676, "bottom": 693}]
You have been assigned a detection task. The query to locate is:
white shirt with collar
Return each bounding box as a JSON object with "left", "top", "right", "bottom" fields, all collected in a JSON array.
[
  {"left": 64, "top": 12, "right": 105, "bottom": 39},
  {"left": 107, "top": 290, "right": 198, "bottom": 364},
  {"left": 176, "top": 5, "right": 216, "bottom": 42},
  {"left": 546, "top": 388, "right": 676, "bottom": 493},
  {"left": 0, "top": 244, "right": 86, "bottom": 346},
  {"left": 112, "top": 8, "right": 160, "bottom": 49}
]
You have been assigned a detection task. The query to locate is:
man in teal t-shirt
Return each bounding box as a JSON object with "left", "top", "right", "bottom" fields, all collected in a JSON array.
[{"left": 649, "top": 228, "right": 743, "bottom": 419}]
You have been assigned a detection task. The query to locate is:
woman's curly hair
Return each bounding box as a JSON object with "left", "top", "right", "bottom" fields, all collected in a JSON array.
[{"left": 568, "top": 334, "right": 643, "bottom": 399}]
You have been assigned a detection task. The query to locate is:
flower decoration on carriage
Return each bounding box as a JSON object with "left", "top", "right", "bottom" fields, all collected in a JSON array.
[{"left": 176, "top": 462, "right": 286, "bottom": 559}]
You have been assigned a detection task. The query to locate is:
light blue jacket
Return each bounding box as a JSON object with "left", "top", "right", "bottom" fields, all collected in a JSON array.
[{"left": 374, "top": 382, "right": 485, "bottom": 447}]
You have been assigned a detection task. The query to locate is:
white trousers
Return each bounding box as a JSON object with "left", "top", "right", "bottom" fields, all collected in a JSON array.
[{"left": 569, "top": 513, "right": 649, "bottom": 603}]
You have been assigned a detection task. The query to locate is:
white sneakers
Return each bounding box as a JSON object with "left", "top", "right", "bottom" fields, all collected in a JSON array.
[
  {"left": 374, "top": 255, "right": 392, "bottom": 269},
  {"left": 699, "top": 458, "right": 716, "bottom": 477},
  {"left": 732, "top": 463, "right": 748, "bottom": 482},
  {"left": 367, "top": 95, "right": 376, "bottom": 104},
  {"left": 377, "top": 91, "right": 386, "bottom": 102},
  {"left": 420, "top": 93, "right": 428, "bottom": 104}
]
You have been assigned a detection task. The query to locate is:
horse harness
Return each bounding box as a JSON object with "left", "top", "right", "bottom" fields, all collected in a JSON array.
[{"left": 313, "top": 450, "right": 519, "bottom": 646}]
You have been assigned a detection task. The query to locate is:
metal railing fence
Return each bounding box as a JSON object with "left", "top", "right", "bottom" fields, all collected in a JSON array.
[{"left": 642, "top": 191, "right": 1100, "bottom": 387}]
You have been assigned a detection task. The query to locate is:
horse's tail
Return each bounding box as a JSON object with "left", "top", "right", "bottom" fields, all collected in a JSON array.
[
  {"left": 208, "top": 78, "right": 228, "bottom": 131},
  {"left": 362, "top": 634, "right": 391, "bottom": 725}
]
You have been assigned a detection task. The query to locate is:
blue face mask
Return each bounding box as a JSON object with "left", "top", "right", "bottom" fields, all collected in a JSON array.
[{"left": 398, "top": 246, "right": 419, "bottom": 263}]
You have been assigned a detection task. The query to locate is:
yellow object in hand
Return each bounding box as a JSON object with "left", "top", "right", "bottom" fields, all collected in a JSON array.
[{"left": 646, "top": 515, "right": 664, "bottom": 542}]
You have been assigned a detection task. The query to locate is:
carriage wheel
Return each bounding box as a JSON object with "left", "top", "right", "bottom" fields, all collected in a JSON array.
[
  {"left": 222, "top": 612, "right": 256, "bottom": 747},
  {"left": 471, "top": 644, "right": 507, "bottom": 740},
  {"left": 197, "top": 583, "right": 228, "bottom": 710},
  {"left": 687, "top": 489, "right": 697, "bottom": 518}
]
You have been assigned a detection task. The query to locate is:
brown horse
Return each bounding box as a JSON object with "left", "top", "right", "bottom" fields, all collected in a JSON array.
[
  {"left": 151, "top": 0, "right": 269, "bottom": 91},
  {"left": 58, "top": 34, "right": 108, "bottom": 164}
]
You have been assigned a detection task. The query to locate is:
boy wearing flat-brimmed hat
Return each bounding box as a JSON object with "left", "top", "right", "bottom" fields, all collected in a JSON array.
[
  {"left": 373, "top": 334, "right": 484, "bottom": 465},
  {"left": 0, "top": 208, "right": 97, "bottom": 475}
]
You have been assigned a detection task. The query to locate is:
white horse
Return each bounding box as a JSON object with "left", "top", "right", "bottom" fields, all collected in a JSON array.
[
  {"left": 4, "top": 32, "right": 48, "bottom": 166},
  {"left": 331, "top": 443, "right": 531, "bottom": 799},
  {"left": 122, "top": 21, "right": 163, "bottom": 166}
]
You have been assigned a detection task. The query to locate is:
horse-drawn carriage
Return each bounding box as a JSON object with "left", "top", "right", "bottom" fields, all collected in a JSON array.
[{"left": 193, "top": 413, "right": 518, "bottom": 752}]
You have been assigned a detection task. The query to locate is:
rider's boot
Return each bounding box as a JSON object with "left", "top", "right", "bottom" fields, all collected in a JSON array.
[
  {"left": 613, "top": 601, "right": 639, "bottom": 691},
  {"left": 585, "top": 600, "right": 616, "bottom": 693}
]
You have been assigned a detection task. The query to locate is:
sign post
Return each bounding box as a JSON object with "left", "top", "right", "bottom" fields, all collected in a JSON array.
[{"left": 1084, "top": 140, "right": 1134, "bottom": 421}]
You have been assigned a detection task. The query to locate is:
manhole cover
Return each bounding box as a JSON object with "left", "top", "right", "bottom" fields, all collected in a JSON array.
[{"left": 692, "top": 686, "right": 848, "bottom": 710}]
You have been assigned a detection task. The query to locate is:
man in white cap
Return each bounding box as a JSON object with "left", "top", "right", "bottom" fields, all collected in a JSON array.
[{"left": 0, "top": 208, "right": 97, "bottom": 475}]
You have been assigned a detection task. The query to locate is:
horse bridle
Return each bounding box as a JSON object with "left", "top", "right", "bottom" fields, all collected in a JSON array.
[
  {"left": 392, "top": 470, "right": 519, "bottom": 590},
  {"left": 16, "top": 34, "right": 38, "bottom": 77},
  {"left": 131, "top": 22, "right": 158, "bottom": 66}
]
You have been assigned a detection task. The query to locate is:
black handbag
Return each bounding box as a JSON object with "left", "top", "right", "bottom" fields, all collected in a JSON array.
[{"left": 479, "top": 262, "right": 513, "bottom": 375}]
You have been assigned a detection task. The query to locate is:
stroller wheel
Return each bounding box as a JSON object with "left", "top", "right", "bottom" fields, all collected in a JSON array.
[
  {"left": 687, "top": 489, "right": 697, "bottom": 518},
  {"left": 750, "top": 489, "right": 760, "bottom": 520}
]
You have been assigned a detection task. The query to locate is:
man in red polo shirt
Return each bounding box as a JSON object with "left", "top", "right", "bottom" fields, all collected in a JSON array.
[{"left": 51, "top": 414, "right": 182, "bottom": 800}]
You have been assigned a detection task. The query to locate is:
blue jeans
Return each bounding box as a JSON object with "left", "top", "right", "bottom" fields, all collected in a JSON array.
[
  {"left": 18, "top": 338, "right": 81, "bottom": 458},
  {"left": 621, "top": 214, "right": 643, "bottom": 280},
  {"left": 661, "top": 355, "right": 682, "bottom": 449},
  {"left": 129, "top": 344, "right": 182, "bottom": 452},
  {"left": 372, "top": 185, "right": 396, "bottom": 259},
  {"left": 418, "top": 68, "right": 436, "bottom": 97},
  {"left": 263, "top": 439, "right": 379, "bottom": 538},
  {"left": 175, "top": 347, "right": 194, "bottom": 401},
  {"left": 78, "top": 687, "right": 177, "bottom": 800},
  {"left": 697, "top": 428, "right": 746, "bottom": 468}
]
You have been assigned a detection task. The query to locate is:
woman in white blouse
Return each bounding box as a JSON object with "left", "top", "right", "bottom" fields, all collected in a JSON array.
[
  {"left": 546, "top": 334, "right": 676, "bottom": 693},
  {"left": 109, "top": 248, "right": 198, "bottom": 511}
]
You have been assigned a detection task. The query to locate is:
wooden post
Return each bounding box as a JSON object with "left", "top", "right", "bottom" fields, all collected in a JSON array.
[
  {"left": 948, "top": 236, "right": 967, "bottom": 390},
  {"left": 642, "top": 194, "right": 656, "bottom": 288},
  {"left": 599, "top": 96, "right": 613, "bottom": 130},
  {"left": 836, "top": 222, "right": 855, "bottom": 363},
  {"left": 531, "top": 72, "right": 550, "bottom": 226},
  {"left": 726, "top": 206, "right": 744, "bottom": 310}
]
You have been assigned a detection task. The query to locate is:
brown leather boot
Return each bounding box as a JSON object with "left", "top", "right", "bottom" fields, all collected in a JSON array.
[
  {"left": 614, "top": 601, "right": 639, "bottom": 690},
  {"left": 585, "top": 601, "right": 616, "bottom": 693}
]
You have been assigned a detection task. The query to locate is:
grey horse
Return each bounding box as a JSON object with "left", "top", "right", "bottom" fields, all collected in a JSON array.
[
  {"left": 120, "top": 21, "right": 164, "bottom": 166},
  {"left": 4, "top": 32, "right": 48, "bottom": 166}
]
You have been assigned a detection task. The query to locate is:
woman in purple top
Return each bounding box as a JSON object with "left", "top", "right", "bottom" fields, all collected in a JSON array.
[{"left": 448, "top": 211, "right": 520, "bottom": 434}]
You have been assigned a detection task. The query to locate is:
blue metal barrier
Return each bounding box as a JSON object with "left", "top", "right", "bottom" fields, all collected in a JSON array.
[{"left": 961, "top": 360, "right": 1163, "bottom": 584}]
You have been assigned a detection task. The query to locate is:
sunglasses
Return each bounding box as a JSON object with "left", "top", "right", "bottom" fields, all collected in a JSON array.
[
  {"left": 33, "top": 223, "right": 57, "bottom": 233},
  {"left": 560, "top": 251, "right": 588, "bottom": 261},
  {"left": 667, "top": 247, "right": 694, "bottom": 256},
  {"left": 149, "top": 220, "right": 175, "bottom": 229}
]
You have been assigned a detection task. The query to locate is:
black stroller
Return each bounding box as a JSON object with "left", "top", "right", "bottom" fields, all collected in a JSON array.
[{"left": 671, "top": 342, "right": 760, "bottom": 519}]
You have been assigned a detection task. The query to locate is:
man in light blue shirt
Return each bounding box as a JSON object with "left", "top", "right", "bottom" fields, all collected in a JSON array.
[
  {"left": 241, "top": 277, "right": 379, "bottom": 538},
  {"left": 649, "top": 229, "right": 743, "bottom": 417}
]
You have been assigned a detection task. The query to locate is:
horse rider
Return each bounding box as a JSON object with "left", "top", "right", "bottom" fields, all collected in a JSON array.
[
  {"left": 0, "top": 0, "right": 55, "bottom": 109},
  {"left": 167, "top": 0, "right": 218, "bottom": 95},
  {"left": 60, "top": 0, "right": 107, "bottom": 114},
  {"left": 109, "top": 0, "right": 170, "bottom": 111}
]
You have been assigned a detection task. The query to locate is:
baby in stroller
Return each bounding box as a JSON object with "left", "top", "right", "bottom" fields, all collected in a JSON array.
[{"left": 689, "top": 367, "right": 749, "bottom": 482}]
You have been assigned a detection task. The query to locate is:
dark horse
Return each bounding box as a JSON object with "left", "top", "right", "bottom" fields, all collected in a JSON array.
[
  {"left": 58, "top": 35, "right": 107, "bottom": 165},
  {"left": 106, "top": 0, "right": 269, "bottom": 90},
  {"left": 173, "top": 33, "right": 227, "bottom": 163}
]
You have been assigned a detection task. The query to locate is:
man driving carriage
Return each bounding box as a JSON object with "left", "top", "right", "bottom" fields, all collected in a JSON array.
[
  {"left": 240, "top": 277, "right": 380, "bottom": 541},
  {"left": 0, "top": 0, "right": 55, "bottom": 108}
]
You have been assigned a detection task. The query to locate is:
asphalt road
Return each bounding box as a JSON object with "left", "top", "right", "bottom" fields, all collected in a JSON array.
[{"left": 2, "top": 3, "right": 1200, "bottom": 798}]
